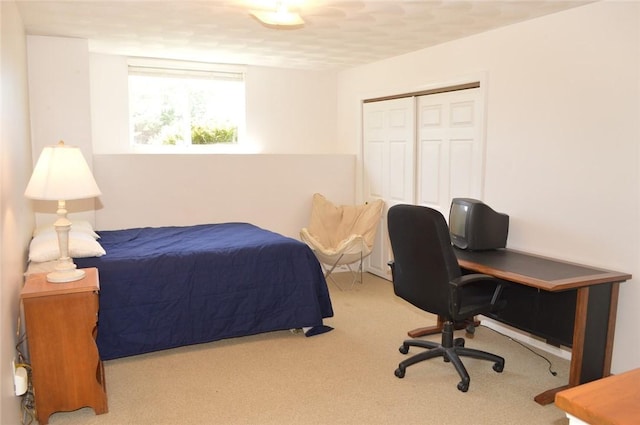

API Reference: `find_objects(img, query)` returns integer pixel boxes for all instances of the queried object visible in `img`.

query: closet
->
[363,84,485,279]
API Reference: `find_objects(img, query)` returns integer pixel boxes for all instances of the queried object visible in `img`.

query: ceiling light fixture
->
[250,1,304,28]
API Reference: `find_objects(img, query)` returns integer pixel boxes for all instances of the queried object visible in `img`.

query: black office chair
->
[387,204,505,392]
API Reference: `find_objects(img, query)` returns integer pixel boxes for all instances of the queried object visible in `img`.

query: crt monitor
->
[449,198,509,250]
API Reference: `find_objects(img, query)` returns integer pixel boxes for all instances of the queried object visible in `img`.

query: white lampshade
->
[25,140,101,283]
[25,141,101,201]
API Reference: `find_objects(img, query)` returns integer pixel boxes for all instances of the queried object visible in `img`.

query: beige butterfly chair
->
[300,193,385,290]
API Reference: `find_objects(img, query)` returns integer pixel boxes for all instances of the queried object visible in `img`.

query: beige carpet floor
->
[47,272,570,425]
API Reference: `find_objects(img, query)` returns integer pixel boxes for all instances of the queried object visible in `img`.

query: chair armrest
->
[449,274,505,312]
[450,273,497,288]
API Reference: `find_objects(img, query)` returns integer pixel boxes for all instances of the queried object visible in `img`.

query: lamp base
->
[46,267,86,283]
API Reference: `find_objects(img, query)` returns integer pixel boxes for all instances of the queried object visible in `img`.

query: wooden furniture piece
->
[555,368,640,424]
[21,267,107,425]
[408,248,631,405]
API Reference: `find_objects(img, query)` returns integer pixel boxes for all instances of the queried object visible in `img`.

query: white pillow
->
[24,260,58,276]
[33,220,100,239]
[29,231,106,263]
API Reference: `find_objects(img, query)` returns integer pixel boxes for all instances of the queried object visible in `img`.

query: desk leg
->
[534,283,620,406]
[533,287,590,405]
[602,282,620,376]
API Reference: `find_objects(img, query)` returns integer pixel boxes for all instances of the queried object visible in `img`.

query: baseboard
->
[480,316,572,361]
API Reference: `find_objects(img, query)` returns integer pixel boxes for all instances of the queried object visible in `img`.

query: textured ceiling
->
[16,1,593,70]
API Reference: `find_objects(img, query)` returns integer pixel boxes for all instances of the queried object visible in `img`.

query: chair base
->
[394,321,504,392]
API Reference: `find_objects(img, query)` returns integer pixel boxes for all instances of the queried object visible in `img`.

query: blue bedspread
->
[75,223,334,360]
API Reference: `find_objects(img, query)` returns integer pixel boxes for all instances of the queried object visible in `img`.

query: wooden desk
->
[409,248,631,406]
[458,248,630,405]
[555,368,640,424]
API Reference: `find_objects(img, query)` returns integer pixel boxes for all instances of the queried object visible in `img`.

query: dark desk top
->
[454,248,631,291]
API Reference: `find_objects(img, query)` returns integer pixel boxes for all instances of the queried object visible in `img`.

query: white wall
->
[89,54,341,154]
[93,154,355,239]
[27,37,353,238]
[0,1,35,422]
[245,66,342,154]
[26,36,98,227]
[337,1,640,373]
[27,37,93,158]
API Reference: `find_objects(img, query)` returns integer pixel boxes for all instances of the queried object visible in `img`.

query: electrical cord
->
[480,324,558,377]
[15,312,36,425]
[18,363,35,425]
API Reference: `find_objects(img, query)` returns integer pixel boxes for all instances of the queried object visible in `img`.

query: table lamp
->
[24,140,102,283]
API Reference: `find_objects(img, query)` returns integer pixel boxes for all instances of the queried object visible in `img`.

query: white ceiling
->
[16,0,593,70]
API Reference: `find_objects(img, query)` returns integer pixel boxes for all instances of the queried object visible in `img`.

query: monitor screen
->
[449,202,468,238]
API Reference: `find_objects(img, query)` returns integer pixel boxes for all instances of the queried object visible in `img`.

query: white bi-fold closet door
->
[363,86,485,279]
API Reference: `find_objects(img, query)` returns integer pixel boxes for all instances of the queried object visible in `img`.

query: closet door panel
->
[389,141,411,202]
[365,141,385,199]
[450,100,475,126]
[449,140,474,197]
[417,88,484,215]
[363,97,415,279]
[363,87,484,280]
[367,217,387,281]
[416,140,442,206]
[417,97,448,214]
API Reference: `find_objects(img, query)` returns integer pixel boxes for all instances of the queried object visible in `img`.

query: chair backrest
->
[387,204,462,318]
[307,193,384,249]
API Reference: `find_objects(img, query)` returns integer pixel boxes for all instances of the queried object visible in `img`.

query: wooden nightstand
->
[21,267,108,425]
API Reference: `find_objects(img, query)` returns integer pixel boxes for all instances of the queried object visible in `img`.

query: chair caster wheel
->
[493,362,504,373]
[399,344,409,354]
[454,337,465,347]
[395,367,405,378]
[457,381,469,392]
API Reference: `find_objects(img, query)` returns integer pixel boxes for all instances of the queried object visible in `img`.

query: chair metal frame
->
[300,194,384,291]
[320,250,364,290]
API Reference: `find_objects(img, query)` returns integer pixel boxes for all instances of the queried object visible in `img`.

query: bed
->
[59,222,334,360]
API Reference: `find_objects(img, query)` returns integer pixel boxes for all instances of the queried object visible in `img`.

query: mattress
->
[74,222,334,359]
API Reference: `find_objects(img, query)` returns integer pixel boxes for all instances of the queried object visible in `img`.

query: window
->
[128,59,245,150]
